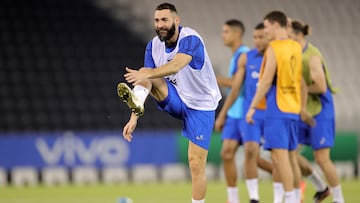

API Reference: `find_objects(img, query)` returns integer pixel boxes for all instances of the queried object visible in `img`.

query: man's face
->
[263,19,275,41]
[221,25,240,47]
[253,29,268,53]
[154,9,178,42]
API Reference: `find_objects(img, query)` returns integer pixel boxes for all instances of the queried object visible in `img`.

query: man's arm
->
[123,112,139,142]
[125,35,204,84]
[300,78,308,110]
[249,47,276,109]
[307,55,327,94]
[215,53,246,131]
[125,53,192,84]
[218,54,246,117]
[300,78,315,126]
[217,76,233,88]
[147,53,192,78]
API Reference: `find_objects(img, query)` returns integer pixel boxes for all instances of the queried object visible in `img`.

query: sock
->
[132,85,149,105]
[284,191,296,203]
[331,185,345,203]
[192,199,205,203]
[294,188,301,203]
[246,178,259,200]
[273,182,284,203]
[227,187,239,203]
[308,171,327,191]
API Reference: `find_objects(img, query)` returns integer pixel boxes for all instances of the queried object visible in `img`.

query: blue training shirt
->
[226,45,250,119]
[243,49,265,119]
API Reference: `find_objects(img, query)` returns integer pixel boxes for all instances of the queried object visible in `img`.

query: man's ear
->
[175,16,180,25]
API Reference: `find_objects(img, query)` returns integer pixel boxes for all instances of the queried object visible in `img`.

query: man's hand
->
[214,114,226,132]
[246,107,256,124]
[300,109,316,127]
[122,113,138,142]
[124,67,151,85]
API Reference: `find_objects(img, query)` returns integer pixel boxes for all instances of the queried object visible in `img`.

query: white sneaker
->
[117,83,144,116]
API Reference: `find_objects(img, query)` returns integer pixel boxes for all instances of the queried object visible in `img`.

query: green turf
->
[0,180,359,203]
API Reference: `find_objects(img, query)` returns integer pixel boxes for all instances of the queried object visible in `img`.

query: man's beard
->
[156,23,176,42]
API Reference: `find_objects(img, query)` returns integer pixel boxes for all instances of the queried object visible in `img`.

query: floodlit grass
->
[0,180,359,203]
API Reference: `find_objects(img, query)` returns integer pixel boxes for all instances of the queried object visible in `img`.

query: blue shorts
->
[263,118,298,151]
[156,81,215,150]
[241,118,264,143]
[221,117,242,143]
[298,118,335,150]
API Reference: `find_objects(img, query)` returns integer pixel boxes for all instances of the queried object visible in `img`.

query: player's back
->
[264,39,302,119]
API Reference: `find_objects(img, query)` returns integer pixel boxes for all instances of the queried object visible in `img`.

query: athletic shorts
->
[221,117,242,143]
[263,118,298,151]
[298,117,335,150]
[156,81,215,150]
[241,118,264,143]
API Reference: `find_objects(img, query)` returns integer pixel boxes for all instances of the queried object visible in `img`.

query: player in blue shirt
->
[215,19,249,203]
[215,22,272,203]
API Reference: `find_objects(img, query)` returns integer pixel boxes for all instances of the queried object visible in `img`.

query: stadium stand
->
[41,166,69,186]
[11,166,38,187]
[72,166,98,185]
[0,0,359,186]
[0,0,180,133]
[160,163,188,183]
[113,0,360,132]
[132,164,158,183]
[102,166,129,185]
[1,0,358,132]
[0,168,7,186]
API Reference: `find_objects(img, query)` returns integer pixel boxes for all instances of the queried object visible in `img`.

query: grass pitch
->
[0,180,359,203]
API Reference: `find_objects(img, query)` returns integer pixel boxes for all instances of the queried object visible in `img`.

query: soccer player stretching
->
[118,3,221,203]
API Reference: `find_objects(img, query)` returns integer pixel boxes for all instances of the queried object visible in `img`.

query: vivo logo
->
[35,132,129,166]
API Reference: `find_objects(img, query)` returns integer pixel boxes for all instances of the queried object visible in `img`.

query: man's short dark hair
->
[156,3,177,13]
[264,10,287,27]
[255,22,264,30]
[292,20,311,36]
[225,19,245,35]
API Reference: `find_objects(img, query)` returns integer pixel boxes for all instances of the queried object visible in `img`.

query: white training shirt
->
[144,26,221,111]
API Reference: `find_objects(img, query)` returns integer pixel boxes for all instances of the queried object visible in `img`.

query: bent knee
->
[188,155,206,175]
[315,155,332,166]
[221,148,236,161]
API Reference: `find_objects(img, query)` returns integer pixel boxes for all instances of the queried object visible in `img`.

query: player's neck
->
[275,29,288,40]
[231,40,243,53]
[299,39,307,49]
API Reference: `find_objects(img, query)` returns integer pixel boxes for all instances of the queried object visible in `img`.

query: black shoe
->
[313,187,330,203]
[250,200,259,203]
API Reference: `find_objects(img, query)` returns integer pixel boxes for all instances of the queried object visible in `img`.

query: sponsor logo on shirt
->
[249,65,257,69]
